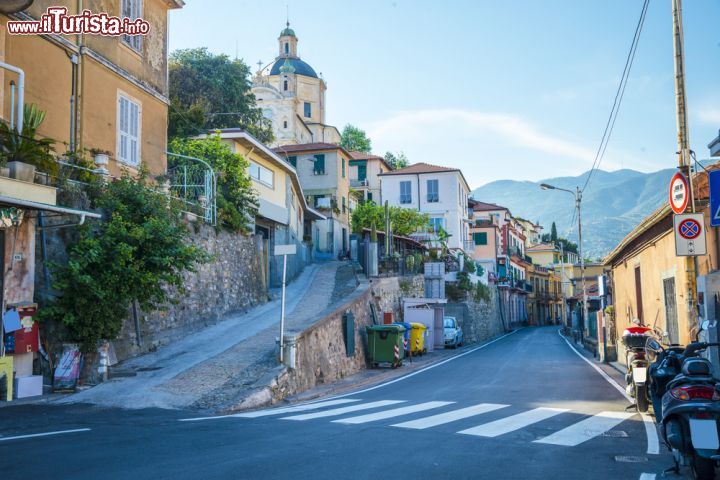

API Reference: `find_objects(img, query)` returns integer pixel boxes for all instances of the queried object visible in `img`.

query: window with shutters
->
[117,93,141,166]
[400,181,412,204]
[427,179,439,202]
[342,159,346,178]
[473,232,487,245]
[121,0,142,52]
[304,102,312,118]
[313,154,325,175]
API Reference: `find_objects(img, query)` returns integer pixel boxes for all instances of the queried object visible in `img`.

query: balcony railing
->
[350,179,369,188]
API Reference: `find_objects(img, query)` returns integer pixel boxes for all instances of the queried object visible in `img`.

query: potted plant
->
[0,104,57,183]
[89,148,111,166]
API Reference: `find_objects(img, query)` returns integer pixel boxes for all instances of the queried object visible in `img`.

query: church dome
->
[280,26,296,37]
[270,57,318,78]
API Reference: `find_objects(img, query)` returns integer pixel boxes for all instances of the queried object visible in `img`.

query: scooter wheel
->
[691,452,715,480]
[635,384,649,413]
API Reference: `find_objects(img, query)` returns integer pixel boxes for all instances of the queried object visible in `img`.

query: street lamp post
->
[540,183,587,342]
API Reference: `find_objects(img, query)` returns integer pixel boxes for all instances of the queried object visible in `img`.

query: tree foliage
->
[384,151,409,170]
[168,135,258,233]
[550,222,558,242]
[43,172,208,352]
[340,124,372,153]
[351,201,429,237]
[168,48,273,142]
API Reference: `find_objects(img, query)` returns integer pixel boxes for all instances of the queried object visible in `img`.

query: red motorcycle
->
[622,322,654,412]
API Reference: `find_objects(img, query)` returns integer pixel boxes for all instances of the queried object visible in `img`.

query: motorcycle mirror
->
[632,318,641,326]
[702,320,710,331]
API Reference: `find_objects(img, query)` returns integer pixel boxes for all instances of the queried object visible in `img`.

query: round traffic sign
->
[678,218,701,240]
[669,172,689,214]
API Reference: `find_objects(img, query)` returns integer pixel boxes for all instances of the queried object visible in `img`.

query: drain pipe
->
[0,61,25,131]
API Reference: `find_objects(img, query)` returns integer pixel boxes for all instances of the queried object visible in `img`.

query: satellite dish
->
[0,1,35,14]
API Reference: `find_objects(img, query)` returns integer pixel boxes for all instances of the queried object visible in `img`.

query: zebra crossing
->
[223,398,638,447]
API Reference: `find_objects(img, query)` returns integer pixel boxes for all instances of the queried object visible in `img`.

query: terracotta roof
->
[350,151,384,160]
[378,162,459,176]
[273,142,351,157]
[472,201,508,212]
[349,151,392,171]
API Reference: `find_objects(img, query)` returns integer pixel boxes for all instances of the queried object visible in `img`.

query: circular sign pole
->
[669,172,689,214]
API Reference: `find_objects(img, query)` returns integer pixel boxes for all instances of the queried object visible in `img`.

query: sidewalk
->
[56,261,357,410]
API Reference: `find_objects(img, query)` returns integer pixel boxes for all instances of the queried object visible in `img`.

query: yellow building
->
[202,129,325,287]
[252,22,340,147]
[274,142,352,258]
[526,264,562,326]
[1,0,182,177]
[605,184,720,358]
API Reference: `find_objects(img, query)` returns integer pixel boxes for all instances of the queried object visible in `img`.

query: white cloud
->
[366,108,598,187]
[699,109,720,124]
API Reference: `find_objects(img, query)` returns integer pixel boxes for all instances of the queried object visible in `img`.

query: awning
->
[305,206,327,221]
[0,195,101,223]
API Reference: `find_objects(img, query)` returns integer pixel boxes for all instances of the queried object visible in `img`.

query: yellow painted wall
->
[1,0,174,177]
[229,140,286,207]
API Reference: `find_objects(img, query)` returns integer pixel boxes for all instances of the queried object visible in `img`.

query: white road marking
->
[281,400,406,421]
[557,329,660,455]
[458,407,569,437]
[392,403,509,430]
[179,399,361,422]
[326,330,521,400]
[639,474,656,480]
[0,428,91,442]
[333,401,454,424]
[534,411,635,446]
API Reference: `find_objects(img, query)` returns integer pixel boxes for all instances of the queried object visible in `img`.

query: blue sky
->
[169,0,720,188]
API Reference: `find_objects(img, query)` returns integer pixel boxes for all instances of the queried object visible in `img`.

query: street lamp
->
[539,183,587,342]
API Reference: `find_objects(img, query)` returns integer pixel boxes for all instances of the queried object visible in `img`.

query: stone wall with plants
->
[445,285,505,345]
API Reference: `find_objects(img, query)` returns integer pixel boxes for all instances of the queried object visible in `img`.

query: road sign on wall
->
[709,170,720,227]
[669,172,689,215]
[674,213,707,256]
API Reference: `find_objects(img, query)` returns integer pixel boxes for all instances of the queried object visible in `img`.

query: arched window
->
[283,80,288,91]
[284,42,289,54]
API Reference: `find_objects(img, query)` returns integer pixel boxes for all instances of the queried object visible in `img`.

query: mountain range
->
[471,168,677,260]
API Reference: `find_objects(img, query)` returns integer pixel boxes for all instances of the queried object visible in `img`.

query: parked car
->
[444,316,463,348]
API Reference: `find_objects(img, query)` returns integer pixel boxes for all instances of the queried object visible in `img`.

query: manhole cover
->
[614,455,648,463]
[602,430,629,438]
[136,367,163,372]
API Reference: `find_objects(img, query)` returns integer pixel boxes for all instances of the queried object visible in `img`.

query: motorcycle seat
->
[682,358,712,376]
[667,374,716,390]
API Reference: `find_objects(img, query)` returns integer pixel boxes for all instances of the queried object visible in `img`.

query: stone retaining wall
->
[274,275,424,398]
[444,286,505,344]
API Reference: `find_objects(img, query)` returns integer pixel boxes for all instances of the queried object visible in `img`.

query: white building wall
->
[381,171,470,251]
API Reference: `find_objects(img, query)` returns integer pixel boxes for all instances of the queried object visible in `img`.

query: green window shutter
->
[314,154,325,174]
[473,232,488,245]
[367,192,373,202]
[342,159,346,178]
[358,164,367,181]
[342,196,346,213]
[288,156,297,168]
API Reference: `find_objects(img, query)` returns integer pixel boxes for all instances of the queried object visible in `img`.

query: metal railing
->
[166,152,217,226]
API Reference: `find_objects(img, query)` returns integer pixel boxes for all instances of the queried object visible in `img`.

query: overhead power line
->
[582,0,650,193]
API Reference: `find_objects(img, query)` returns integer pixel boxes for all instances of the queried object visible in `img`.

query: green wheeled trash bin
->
[366,324,405,368]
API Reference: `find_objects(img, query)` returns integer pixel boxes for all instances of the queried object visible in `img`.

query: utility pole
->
[559,242,568,330]
[672,0,698,320]
[577,186,588,341]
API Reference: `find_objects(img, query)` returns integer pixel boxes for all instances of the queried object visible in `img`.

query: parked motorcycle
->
[621,319,653,412]
[646,321,720,480]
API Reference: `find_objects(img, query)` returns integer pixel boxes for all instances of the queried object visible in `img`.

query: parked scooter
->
[621,318,653,412]
[646,321,720,480]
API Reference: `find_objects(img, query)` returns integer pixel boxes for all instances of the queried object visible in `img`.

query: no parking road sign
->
[674,213,706,256]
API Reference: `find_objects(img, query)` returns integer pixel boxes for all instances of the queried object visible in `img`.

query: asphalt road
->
[0,327,687,479]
